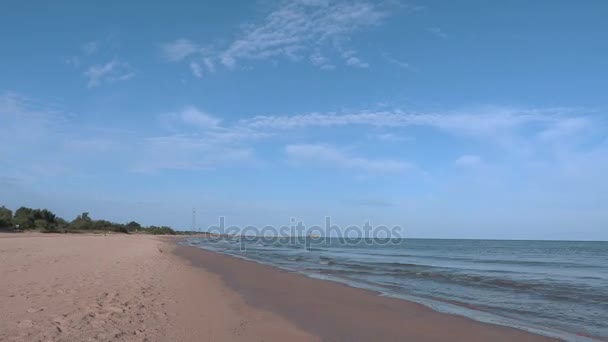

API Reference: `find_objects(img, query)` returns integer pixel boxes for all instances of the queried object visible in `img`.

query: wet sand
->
[176,243,559,342]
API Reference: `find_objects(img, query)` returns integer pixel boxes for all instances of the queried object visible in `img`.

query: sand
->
[0,233,315,342]
[0,233,558,342]
[176,244,559,342]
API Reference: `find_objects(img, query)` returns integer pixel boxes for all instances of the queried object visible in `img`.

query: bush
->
[1,205,179,235]
[0,206,12,228]
[141,225,176,235]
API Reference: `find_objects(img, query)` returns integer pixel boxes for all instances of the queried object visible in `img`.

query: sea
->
[184,237,608,341]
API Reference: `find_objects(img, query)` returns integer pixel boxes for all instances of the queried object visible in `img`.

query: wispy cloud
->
[84,60,136,88]
[455,155,483,168]
[155,105,599,160]
[137,107,268,172]
[0,92,85,181]
[372,132,412,142]
[189,62,203,78]
[0,92,70,173]
[203,57,216,73]
[133,135,255,172]
[239,107,577,136]
[310,51,335,70]
[219,0,388,68]
[161,38,199,62]
[67,35,135,88]
[81,41,100,55]
[1,93,261,176]
[239,107,601,161]
[161,0,393,72]
[536,117,591,142]
[427,26,448,39]
[341,50,369,68]
[177,106,219,128]
[160,106,268,144]
[4,91,603,183]
[68,35,117,65]
[345,56,368,68]
[382,53,417,71]
[285,144,412,174]
[0,92,67,125]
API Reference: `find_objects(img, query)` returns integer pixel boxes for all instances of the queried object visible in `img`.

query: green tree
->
[12,207,60,231]
[55,217,68,232]
[13,207,35,229]
[126,221,141,231]
[70,212,93,230]
[143,225,176,235]
[0,206,13,228]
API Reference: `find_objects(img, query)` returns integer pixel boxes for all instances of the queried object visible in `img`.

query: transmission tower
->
[191,208,198,232]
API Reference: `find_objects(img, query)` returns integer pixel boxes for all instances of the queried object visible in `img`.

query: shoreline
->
[181,244,600,342]
[0,233,597,341]
[175,243,560,342]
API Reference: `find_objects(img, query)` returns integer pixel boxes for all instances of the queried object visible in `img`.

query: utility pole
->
[191,208,198,232]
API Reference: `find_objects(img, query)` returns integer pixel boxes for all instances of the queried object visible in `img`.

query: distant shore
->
[1,232,558,341]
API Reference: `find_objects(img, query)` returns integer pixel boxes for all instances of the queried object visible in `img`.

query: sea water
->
[185,237,608,341]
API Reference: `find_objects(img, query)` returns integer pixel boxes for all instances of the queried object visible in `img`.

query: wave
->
[304,261,608,303]
[188,238,608,341]
[344,250,603,269]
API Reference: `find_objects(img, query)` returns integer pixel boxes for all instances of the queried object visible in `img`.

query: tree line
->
[0,205,176,235]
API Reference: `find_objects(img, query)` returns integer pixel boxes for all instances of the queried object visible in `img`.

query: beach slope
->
[0,233,315,342]
[0,233,558,341]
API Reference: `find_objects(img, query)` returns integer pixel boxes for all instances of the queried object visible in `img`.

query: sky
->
[1,0,607,240]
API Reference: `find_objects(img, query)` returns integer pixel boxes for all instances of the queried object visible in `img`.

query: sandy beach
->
[0,233,314,342]
[0,233,558,342]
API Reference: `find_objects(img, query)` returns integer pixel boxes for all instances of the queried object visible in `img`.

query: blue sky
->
[1,0,607,240]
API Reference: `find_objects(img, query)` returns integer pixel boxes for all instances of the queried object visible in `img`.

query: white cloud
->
[0,92,66,125]
[310,51,335,70]
[4,91,607,238]
[133,135,255,172]
[83,60,135,88]
[82,41,100,55]
[239,107,573,136]
[163,0,391,71]
[189,62,203,78]
[66,36,135,88]
[161,38,199,62]
[203,57,216,73]
[238,107,600,163]
[537,117,591,142]
[341,49,369,68]
[0,92,109,181]
[220,1,387,68]
[373,132,411,142]
[65,56,81,68]
[455,155,482,167]
[428,26,448,39]
[345,56,369,68]
[1,93,260,176]
[285,144,411,173]
[159,106,269,145]
[382,53,417,71]
[179,106,220,128]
